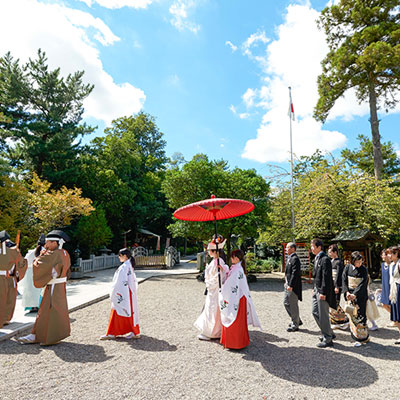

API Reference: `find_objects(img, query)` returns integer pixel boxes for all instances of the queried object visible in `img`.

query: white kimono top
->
[194,257,229,338]
[110,259,139,325]
[20,249,42,308]
[219,262,262,329]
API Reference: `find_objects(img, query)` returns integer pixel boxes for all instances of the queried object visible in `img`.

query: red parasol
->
[173,195,254,288]
[173,195,254,222]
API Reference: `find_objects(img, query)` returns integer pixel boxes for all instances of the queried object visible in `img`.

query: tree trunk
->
[368,83,383,180]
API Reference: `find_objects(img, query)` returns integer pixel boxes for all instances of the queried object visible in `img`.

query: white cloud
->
[242,88,257,108]
[239,3,357,163]
[0,0,145,126]
[225,41,238,52]
[78,0,153,9]
[169,0,200,33]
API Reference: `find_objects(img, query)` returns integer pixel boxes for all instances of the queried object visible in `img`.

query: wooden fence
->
[74,247,180,274]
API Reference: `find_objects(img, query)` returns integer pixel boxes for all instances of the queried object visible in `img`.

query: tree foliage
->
[162,154,270,255]
[260,152,400,247]
[74,206,113,257]
[341,134,400,178]
[0,49,94,187]
[314,0,400,180]
[79,112,169,249]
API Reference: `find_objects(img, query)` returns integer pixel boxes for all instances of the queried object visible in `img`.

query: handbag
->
[344,302,358,317]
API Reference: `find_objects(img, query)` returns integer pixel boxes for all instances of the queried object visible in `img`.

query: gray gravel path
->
[0,274,399,400]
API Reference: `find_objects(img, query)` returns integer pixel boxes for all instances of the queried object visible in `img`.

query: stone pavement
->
[0,256,198,342]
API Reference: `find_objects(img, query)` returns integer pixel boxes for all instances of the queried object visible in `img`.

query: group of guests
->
[284,238,400,348]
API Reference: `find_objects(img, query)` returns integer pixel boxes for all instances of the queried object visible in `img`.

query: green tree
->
[341,134,400,177]
[74,206,113,257]
[162,154,270,256]
[0,49,94,187]
[261,153,400,247]
[314,0,400,180]
[79,112,169,249]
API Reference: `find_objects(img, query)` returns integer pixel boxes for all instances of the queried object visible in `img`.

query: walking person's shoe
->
[17,334,37,344]
[317,340,333,348]
[125,332,140,339]
[197,334,211,341]
[287,325,299,332]
[319,333,336,341]
[99,334,116,340]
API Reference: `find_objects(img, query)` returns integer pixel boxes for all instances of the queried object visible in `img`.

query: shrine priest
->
[0,230,27,327]
[18,230,71,345]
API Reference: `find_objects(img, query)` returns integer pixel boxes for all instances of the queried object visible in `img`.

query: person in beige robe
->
[18,230,71,345]
[0,231,27,328]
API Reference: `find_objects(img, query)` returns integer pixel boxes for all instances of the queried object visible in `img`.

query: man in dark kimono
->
[284,242,303,332]
[311,238,336,348]
[0,230,27,327]
[18,230,71,345]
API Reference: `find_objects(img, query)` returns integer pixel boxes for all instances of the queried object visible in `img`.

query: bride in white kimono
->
[194,239,229,340]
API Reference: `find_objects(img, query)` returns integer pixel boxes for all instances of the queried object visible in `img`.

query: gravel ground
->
[0,274,399,400]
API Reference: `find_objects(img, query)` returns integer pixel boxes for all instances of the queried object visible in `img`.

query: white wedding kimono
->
[219,262,261,329]
[194,257,229,338]
[110,260,139,326]
[19,249,41,309]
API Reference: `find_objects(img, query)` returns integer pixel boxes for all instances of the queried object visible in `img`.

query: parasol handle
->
[213,215,222,289]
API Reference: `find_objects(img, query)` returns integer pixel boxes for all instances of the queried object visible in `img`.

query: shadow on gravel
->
[124,335,178,352]
[242,331,378,388]
[334,341,400,361]
[0,339,42,355]
[47,342,113,363]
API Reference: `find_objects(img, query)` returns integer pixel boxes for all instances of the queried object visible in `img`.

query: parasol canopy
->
[173,195,254,222]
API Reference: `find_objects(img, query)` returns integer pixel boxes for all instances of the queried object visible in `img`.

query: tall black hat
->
[46,230,70,242]
[37,234,46,246]
[0,230,10,243]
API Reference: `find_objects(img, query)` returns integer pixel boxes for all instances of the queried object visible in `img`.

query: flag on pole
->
[288,88,295,121]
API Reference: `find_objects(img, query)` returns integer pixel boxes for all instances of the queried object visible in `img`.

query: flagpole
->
[288,87,295,242]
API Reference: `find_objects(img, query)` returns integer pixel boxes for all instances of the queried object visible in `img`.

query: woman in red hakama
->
[220,250,261,349]
[101,248,140,340]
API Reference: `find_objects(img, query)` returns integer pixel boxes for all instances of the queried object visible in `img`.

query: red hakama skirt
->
[106,289,140,336]
[220,296,249,349]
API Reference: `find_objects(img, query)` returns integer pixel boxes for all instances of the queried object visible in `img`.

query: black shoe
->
[299,319,303,326]
[317,341,333,348]
[287,326,299,332]
[319,334,336,341]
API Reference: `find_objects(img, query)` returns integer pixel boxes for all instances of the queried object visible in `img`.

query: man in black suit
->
[284,242,302,332]
[311,238,336,348]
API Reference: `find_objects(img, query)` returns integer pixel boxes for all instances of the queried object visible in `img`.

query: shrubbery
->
[246,252,279,273]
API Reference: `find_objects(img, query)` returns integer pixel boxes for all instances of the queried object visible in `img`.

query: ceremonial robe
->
[219,262,261,349]
[0,247,26,327]
[106,259,140,336]
[194,257,229,338]
[32,249,71,345]
[19,250,42,309]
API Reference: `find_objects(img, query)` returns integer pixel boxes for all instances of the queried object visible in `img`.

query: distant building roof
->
[332,228,382,243]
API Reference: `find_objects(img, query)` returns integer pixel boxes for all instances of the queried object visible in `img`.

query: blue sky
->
[1,0,399,180]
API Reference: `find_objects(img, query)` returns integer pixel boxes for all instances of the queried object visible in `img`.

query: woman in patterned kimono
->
[388,246,400,344]
[219,249,261,349]
[342,251,369,346]
[100,248,140,340]
[328,244,349,330]
[194,238,229,340]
